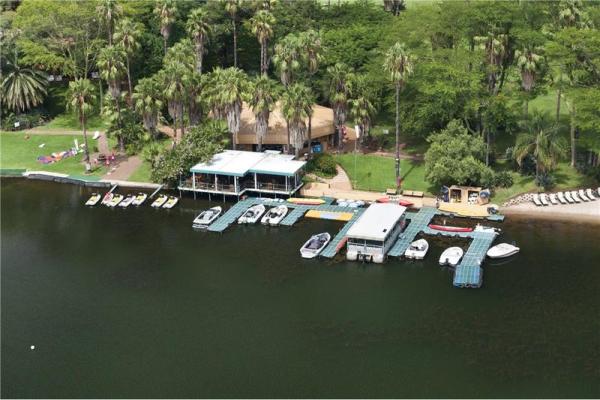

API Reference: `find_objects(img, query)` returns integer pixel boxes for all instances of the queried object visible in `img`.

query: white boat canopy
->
[346,203,407,241]
[190,150,306,177]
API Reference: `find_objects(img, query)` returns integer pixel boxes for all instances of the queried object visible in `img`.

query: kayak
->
[428,224,474,233]
[377,197,414,207]
[287,198,326,205]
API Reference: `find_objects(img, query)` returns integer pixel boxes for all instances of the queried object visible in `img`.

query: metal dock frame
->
[320,209,365,258]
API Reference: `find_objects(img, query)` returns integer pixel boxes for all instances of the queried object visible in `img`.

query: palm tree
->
[249,10,275,75]
[154,0,177,55]
[133,76,163,137]
[299,29,322,158]
[161,61,189,143]
[1,56,47,113]
[224,0,240,67]
[185,71,206,127]
[474,31,508,95]
[515,47,543,118]
[114,18,143,100]
[67,79,96,172]
[187,7,212,74]
[281,83,314,157]
[165,39,196,71]
[247,75,279,151]
[96,0,122,45]
[97,45,127,150]
[327,62,354,151]
[205,68,227,120]
[273,34,301,87]
[383,42,413,189]
[513,111,567,183]
[559,0,592,29]
[214,67,247,149]
[349,75,375,145]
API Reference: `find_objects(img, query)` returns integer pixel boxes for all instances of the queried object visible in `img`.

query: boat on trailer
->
[487,243,520,258]
[261,205,288,226]
[300,232,331,259]
[193,206,222,228]
[132,193,147,206]
[85,193,101,206]
[238,204,266,224]
[404,239,429,260]
[428,224,473,233]
[439,247,464,267]
[151,194,168,208]
[118,194,134,208]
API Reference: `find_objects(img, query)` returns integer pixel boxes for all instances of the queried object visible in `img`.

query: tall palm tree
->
[96,0,122,46]
[474,31,508,95]
[327,62,354,151]
[273,34,301,87]
[185,71,206,127]
[97,45,127,150]
[133,76,163,137]
[161,61,190,143]
[1,56,47,113]
[383,42,413,189]
[558,0,592,29]
[114,18,143,100]
[515,46,543,119]
[247,75,279,151]
[299,29,322,158]
[165,39,196,70]
[281,83,313,157]
[513,111,567,183]
[224,0,240,67]
[249,10,275,75]
[205,68,227,120]
[187,8,212,74]
[67,79,96,172]
[215,67,247,149]
[154,0,177,55]
[349,75,375,145]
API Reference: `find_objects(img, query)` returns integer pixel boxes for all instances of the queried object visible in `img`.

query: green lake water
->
[1,179,599,398]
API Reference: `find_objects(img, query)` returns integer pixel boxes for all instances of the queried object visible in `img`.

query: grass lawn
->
[128,160,153,183]
[0,132,105,176]
[335,154,434,194]
[41,112,109,132]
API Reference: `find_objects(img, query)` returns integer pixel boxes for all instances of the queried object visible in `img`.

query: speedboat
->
[162,196,179,209]
[261,205,288,226]
[549,193,559,205]
[107,194,124,207]
[571,191,581,203]
[585,188,596,200]
[439,247,463,267]
[532,194,542,206]
[193,206,222,228]
[300,232,331,259]
[557,192,567,204]
[118,194,134,208]
[132,192,147,206]
[564,191,574,203]
[85,193,101,206]
[238,204,266,224]
[151,194,168,208]
[101,192,113,205]
[487,243,520,258]
[578,189,589,201]
[404,239,429,260]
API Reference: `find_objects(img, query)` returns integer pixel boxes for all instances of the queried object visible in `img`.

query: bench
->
[402,190,424,198]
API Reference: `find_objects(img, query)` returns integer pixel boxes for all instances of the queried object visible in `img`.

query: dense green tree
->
[67,79,96,171]
[186,7,212,74]
[247,75,280,151]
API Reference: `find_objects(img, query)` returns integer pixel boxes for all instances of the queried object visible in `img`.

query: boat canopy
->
[190,150,305,177]
[346,203,406,241]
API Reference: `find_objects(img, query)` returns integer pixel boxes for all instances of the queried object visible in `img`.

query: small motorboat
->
[287,197,325,205]
[474,224,499,234]
[162,196,179,209]
[85,193,101,206]
[439,247,464,267]
[118,194,134,208]
[557,192,567,204]
[238,204,266,224]
[571,191,581,203]
[532,194,542,206]
[585,188,596,200]
[101,192,114,205]
[260,205,288,226]
[564,191,574,203]
[540,193,550,206]
[151,194,168,208]
[404,239,429,260]
[107,194,124,207]
[132,193,147,206]
[578,189,589,201]
[428,224,473,233]
[300,232,331,259]
[549,193,559,205]
[487,243,520,258]
[193,206,222,228]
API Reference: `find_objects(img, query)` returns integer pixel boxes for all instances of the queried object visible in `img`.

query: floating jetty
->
[206,197,501,289]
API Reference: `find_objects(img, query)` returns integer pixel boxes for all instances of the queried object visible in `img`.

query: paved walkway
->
[322,165,352,191]
[101,155,143,181]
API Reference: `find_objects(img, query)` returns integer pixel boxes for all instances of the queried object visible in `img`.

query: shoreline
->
[502,206,600,225]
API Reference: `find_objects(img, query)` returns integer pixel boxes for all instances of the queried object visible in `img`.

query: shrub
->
[305,153,337,177]
[535,173,555,189]
[494,171,514,188]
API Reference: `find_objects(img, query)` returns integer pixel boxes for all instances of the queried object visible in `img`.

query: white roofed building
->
[179,150,306,197]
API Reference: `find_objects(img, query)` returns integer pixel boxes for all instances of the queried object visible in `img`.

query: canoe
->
[287,197,325,205]
[428,224,473,233]
[399,200,414,207]
[377,197,413,207]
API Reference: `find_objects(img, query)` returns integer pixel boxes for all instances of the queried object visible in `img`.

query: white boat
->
[557,192,567,204]
[85,193,101,206]
[238,204,266,224]
[107,194,123,207]
[571,191,581,203]
[404,239,429,260]
[540,193,550,206]
[131,192,147,206]
[101,192,113,205]
[487,243,520,259]
[585,188,596,200]
[260,205,288,226]
[118,194,134,208]
[578,189,589,201]
[300,232,331,259]
[439,247,463,267]
[597,187,600,197]
[162,196,179,209]
[532,194,542,206]
[564,191,574,203]
[474,224,498,234]
[151,194,168,208]
[193,206,222,228]
[549,193,559,205]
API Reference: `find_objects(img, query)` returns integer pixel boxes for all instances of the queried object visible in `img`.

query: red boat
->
[428,224,473,233]
[376,197,414,207]
[399,200,414,207]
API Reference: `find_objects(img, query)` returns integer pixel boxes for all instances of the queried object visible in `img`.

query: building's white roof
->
[190,150,305,177]
[346,203,407,241]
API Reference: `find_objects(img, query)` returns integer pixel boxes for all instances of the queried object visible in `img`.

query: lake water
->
[2,179,599,398]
